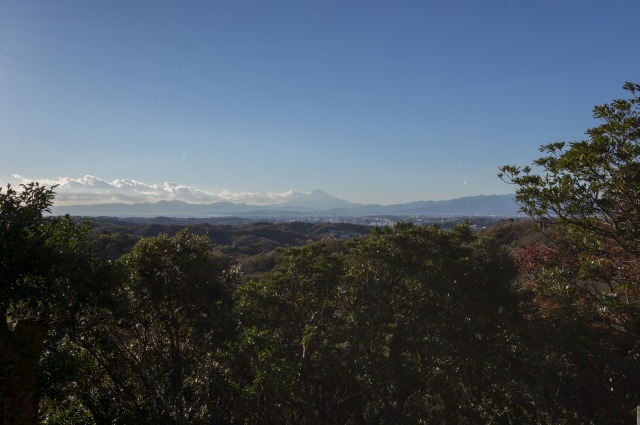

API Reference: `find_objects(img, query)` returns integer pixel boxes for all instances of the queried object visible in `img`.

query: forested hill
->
[88,219,372,274]
[86,216,517,272]
[2,85,639,424]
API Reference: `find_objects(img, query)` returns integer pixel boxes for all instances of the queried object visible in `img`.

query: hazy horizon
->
[2,1,639,204]
[10,174,515,207]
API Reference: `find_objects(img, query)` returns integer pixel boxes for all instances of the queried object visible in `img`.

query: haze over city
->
[1,1,638,205]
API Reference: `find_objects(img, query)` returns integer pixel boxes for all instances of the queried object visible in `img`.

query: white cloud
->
[10,174,306,206]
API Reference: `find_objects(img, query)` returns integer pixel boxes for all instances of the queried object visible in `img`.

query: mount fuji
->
[51,191,521,218]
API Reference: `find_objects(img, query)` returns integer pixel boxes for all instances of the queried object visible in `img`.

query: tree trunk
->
[1,319,47,425]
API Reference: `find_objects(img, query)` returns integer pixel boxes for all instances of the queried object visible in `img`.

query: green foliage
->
[234,223,533,423]
[91,231,140,261]
[500,82,640,315]
[73,229,238,424]
[1,183,113,425]
[499,82,640,255]
[0,183,96,320]
[500,82,640,423]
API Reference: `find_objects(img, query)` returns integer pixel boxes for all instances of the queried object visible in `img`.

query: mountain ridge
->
[51,192,522,217]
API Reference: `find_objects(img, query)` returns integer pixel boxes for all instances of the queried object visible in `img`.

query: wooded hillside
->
[1,83,639,424]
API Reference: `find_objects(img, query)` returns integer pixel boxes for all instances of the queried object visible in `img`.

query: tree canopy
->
[499,82,640,327]
[1,183,111,425]
[500,82,640,421]
[234,223,536,423]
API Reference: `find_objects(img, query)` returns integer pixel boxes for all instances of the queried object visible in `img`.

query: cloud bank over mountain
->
[10,175,520,217]
[10,175,303,206]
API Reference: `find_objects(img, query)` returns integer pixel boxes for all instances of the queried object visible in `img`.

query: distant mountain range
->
[51,191,522,217]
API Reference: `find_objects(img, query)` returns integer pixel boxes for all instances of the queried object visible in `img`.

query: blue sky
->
[1,1,638,205]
